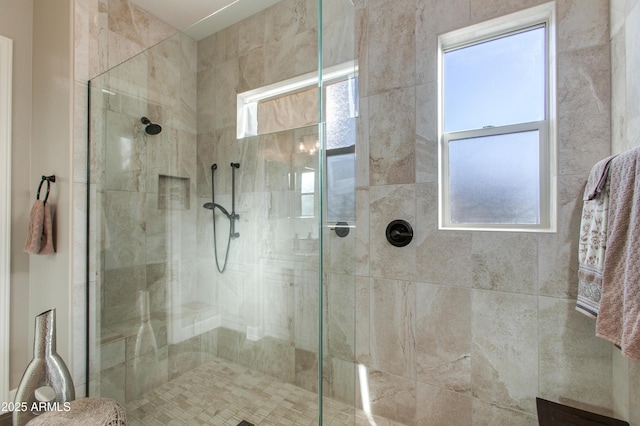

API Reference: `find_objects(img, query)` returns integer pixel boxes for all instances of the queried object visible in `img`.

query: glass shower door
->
[87,0,357,424]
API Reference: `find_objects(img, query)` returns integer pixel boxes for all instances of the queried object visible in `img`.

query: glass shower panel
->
[88,0,357,423]
[88,31,203,404]
[202,125,322,390]
[321,0,358,423]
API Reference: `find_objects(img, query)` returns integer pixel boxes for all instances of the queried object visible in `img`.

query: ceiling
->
[130,0,281,40]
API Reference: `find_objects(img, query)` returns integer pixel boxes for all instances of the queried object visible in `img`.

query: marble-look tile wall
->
[610,0,640,424]
[86,30,209,405]
[74,0,359,409]
[355,0,614,424]
[69,0,632,424]
[194,0,358,403]
[73,0,180,399]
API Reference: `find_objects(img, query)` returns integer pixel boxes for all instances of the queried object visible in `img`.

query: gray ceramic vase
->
[13,309,75,426]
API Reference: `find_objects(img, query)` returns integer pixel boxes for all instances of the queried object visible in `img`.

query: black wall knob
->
[386,220,413,247]
[332,222,350,238]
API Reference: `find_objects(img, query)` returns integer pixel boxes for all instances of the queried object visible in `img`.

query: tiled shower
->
[88,0,360,423]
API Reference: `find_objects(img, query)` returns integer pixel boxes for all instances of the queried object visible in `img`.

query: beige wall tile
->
[538,174,584,298]
[471,398,538,426]
[539,296,613,416]
[630,359,640,425]
[369,184,416,280]
[370,277,416,380]
[557,0,609,52]
[416,382,473,425]
[471,233,538,294]
[415,283,471,394]
[367,0,416,95]
[367,368,417,425]
[355,188,371,276]
[328,272,357,360]
[470,0,548,22]
[415,83,438,184]
[369,88,416,186]
[611,29,627,154]
[557,45,611,175]
[356,275,370,365]
[415,183,474,288]
[472,289,538,414]
[103,190,147,270]
[626,2,640,147]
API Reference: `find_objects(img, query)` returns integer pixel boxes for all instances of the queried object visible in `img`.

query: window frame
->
[237,60,358,139]
[437,2,557,232]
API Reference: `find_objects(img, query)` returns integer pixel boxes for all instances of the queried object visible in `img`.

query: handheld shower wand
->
[203,162,240,273]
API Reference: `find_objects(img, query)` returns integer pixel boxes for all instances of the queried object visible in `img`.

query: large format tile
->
[416,382,473,426]
[370,278,416,380]
[472,398,538,426]
[471,233,538,294]
[626,2,640,146]
[369,88,416,186]
[328,272,357,361]
[557,44,611,175]
[367,0,416,95]
[415,283,471,394]
[557,0,609,52]
[415,83,438,184]
[367,368,417,425]
[538,297,613,415]
[538,174,584,299]
[103,190,146,270]
[472,290,538,414]
[369,184,416,281]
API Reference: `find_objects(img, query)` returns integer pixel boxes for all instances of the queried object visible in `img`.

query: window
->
[325,78,357,223]
[237,61,357,139]
[438,2,556,232]
[237,62,358,224]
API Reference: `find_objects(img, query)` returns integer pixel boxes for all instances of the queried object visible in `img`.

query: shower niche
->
[157,175,190,211]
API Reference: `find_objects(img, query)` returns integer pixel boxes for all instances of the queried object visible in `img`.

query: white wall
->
[0,0,34,390]
[29,0,74,377]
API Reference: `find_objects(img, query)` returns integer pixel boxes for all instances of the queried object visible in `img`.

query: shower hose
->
[206,163,239,273]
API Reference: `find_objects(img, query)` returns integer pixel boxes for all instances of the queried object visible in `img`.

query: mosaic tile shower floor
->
[125,358,404,426]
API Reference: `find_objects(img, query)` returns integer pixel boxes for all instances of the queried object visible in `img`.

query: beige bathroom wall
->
[194,0,358,403]
[63,0,631,424]
[610,0,640,424]
[29,0,74,390]
[356,0,614,424]
[0,0,34,390]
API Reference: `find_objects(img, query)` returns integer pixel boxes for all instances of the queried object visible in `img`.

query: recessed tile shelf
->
[158,175,190,210]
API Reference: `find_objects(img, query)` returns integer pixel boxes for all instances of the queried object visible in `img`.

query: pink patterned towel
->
[23,200,55,255]
[40,201,55,254]
[576,155,616,318]
[596,146,640,359]
[23,200,45,254]
[584,155,616,200]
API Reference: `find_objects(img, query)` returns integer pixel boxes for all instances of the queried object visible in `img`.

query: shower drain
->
[237,421,255,426]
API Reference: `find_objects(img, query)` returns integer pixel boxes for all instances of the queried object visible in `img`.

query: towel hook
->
[37,175,56,203]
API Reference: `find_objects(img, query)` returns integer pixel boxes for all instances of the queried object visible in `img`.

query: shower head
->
[141,117,162,135]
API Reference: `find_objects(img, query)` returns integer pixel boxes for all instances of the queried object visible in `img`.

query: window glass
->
[327,153,355,222]
[448,131,540,224]
[444,26,545,133]
[326,78,357,150]
[325,77,357,222]
[300,171,315,217]
[438,3,556,232]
